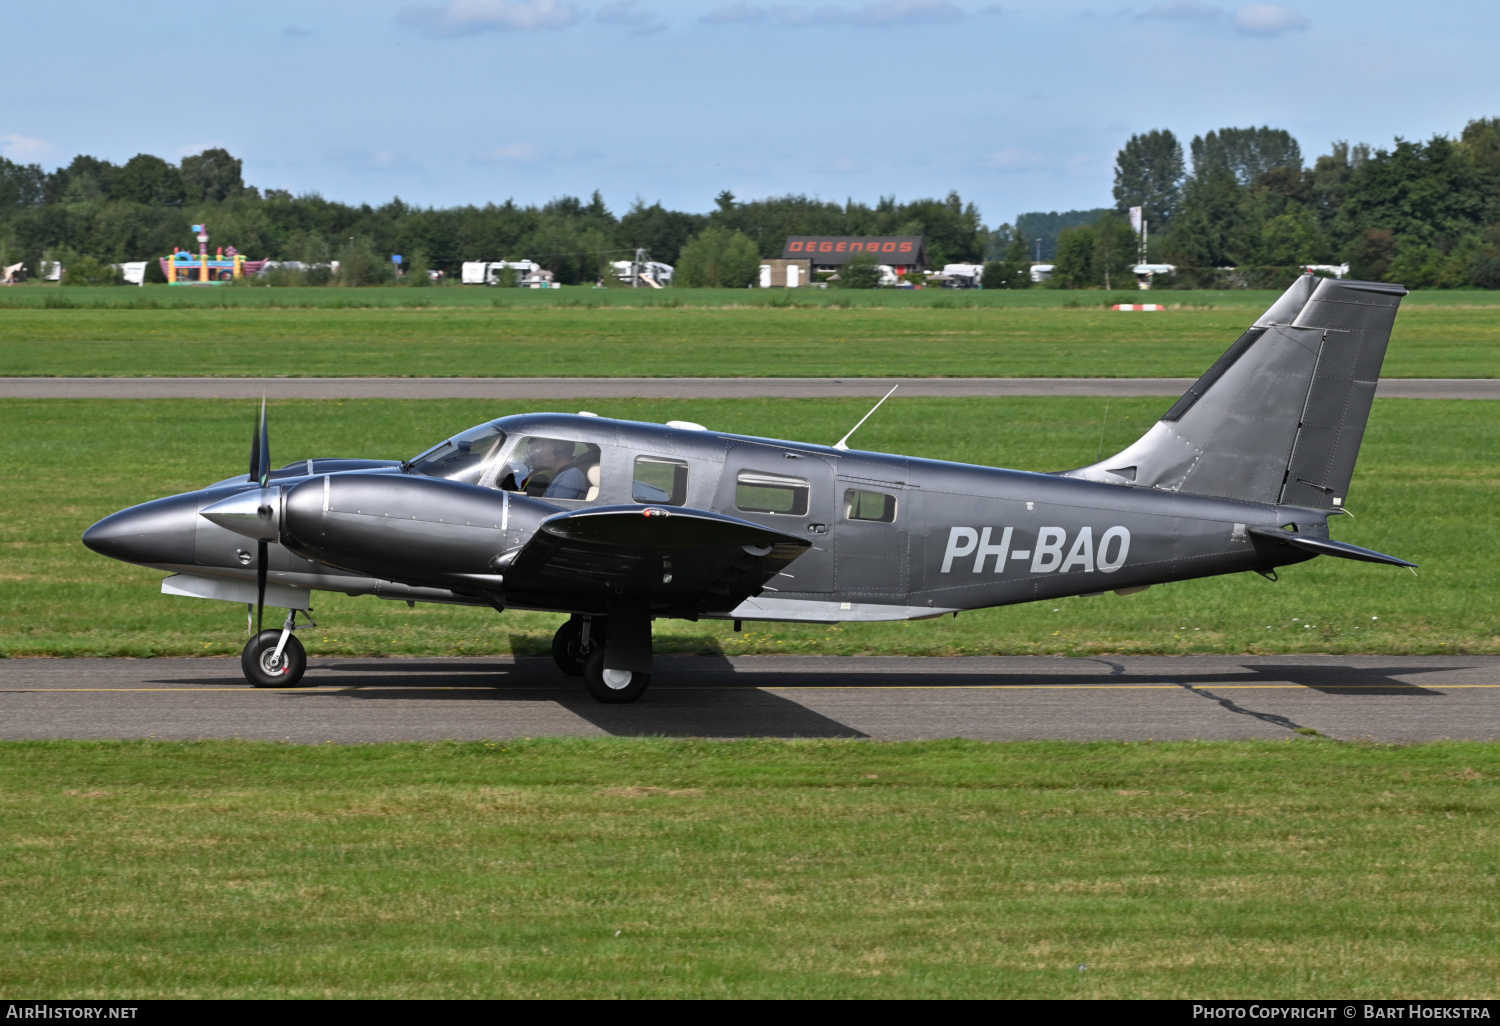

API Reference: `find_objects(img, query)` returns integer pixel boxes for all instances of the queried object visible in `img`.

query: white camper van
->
[461,260,542,285]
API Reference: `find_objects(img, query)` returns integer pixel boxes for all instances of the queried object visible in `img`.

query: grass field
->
[3,396,1493,659]
[3,283,1496,309]
[0,303,1495,379]
[1,738,1496,998]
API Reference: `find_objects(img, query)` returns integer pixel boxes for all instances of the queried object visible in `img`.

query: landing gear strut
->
[241,609,311,688]
[551,616,606,676]
[555,606,653,703]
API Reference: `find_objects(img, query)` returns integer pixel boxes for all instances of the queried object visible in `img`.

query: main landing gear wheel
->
[582,649,649,704]
[241,629,308,688]
[552,618,605,677]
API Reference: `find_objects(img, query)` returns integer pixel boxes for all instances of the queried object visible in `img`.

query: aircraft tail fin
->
[1063,273,1407,509]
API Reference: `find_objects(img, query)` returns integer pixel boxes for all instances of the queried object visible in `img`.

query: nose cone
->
[199,487,280,542]
[82,493,200,567]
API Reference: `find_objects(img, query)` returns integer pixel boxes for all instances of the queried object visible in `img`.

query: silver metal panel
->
[161,573,311,610]
[724,596,958,623]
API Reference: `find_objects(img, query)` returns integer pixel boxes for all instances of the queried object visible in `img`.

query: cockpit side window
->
[499,436,603,501]
[844,489,896,523]
[408,424,506,485]
[632,456,689,506]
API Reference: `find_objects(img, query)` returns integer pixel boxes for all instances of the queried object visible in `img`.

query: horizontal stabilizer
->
[1246,527,1416,568]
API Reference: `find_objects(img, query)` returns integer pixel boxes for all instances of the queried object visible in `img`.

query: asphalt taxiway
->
[2,655,1495,744]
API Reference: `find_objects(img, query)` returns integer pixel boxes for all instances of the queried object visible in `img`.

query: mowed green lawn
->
[1,738,1497,998]
[2,396,1493,658]
[0,299,1494,378]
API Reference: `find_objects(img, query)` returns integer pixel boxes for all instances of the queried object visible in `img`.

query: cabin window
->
[498,436,602,501]
[844,489,896,523]
[736,471,809,516]
[633,456,689,506]
[407,423,506,485]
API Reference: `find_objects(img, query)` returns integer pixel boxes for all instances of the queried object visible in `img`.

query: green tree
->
[1260,210,1325,264]
[838,249,882,289]
[181,148,245,203]
[615,199,706,266]
[1164,169,1252,269]
[404,249,432,287]
[1334,136,1488,249]
[114,155,185,207]
[1091,213,1137,290]
[1191,127,1302,184]
[981,231,1031,289]
[675,226,760,288]
[60,253,122,286]
[1113,129,1184,229]
[335,236,393,287]
[1346,229,1396,281]
[1051,224,1098,288]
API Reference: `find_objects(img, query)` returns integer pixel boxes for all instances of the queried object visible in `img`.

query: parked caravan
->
[461,261,542,285]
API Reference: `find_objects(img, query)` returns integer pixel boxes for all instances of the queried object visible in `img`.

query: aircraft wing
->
[501,505,811,611]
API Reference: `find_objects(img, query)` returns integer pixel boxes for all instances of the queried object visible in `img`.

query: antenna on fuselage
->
[833,384,898,451]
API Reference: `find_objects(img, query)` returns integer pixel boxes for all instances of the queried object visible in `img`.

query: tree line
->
[0,150,986,287]
[1048,119,1500,289]
[5,120,1497,289]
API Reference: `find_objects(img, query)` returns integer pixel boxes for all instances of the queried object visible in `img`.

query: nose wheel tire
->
[552,618,605,677]
[241,629,308,688]
[582,650,649,704]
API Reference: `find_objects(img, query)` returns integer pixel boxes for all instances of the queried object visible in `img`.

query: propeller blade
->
[256,540,268,633]
[257,396,271,489]
[248,405,261,483]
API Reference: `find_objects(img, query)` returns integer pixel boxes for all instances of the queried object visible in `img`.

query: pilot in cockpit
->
[521,438,588,499]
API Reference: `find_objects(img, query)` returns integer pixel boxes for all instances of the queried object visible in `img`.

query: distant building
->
[782,236,926,280]
[758,258,810,288]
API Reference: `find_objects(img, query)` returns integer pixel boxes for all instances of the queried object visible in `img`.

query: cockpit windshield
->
[407,423,506,485]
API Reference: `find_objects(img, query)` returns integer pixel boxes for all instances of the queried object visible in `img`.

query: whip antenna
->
[833,384,899,451]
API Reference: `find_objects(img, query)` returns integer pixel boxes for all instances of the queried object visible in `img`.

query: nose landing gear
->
[241,609,312,688]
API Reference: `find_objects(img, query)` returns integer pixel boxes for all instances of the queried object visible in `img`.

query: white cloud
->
[0,134,57,162]
[597,1,667,34]
[703,0,968,28]
[1232,3,1307,36]
[472,143,602,164]
[398,0,581,37]
[1137,1,1221,21]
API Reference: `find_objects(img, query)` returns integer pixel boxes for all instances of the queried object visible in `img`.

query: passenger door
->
[834,474,909,601]
[712,444,836,596]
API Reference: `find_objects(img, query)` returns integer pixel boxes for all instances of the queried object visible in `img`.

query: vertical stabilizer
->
[1064,274,1407,509]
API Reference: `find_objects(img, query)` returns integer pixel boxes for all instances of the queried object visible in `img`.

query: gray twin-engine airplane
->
[83,274,1415,702]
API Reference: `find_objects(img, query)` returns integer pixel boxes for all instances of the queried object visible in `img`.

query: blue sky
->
[2,0,1495,226]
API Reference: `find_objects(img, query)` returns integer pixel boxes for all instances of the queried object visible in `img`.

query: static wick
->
[833,384,899,451]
